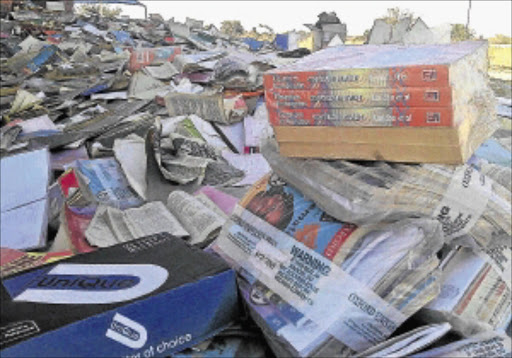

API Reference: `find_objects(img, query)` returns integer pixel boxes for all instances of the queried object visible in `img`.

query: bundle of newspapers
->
[212,173,445,357]
[262,139,512,253]
[260,139,512,352]
[420,247,511,337]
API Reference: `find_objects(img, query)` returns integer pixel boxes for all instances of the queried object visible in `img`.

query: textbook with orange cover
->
[267,106,454,127]
[264,41,487,90]
[264,41,493,128]
[266,87,452,110]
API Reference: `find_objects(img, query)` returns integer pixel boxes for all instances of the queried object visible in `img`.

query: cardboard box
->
[1,233,239,358]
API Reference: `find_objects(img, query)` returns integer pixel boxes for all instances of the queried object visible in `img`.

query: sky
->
[110,0,512,38]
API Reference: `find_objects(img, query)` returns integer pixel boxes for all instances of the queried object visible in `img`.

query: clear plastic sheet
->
[212,173,443,357]
[420,247,511,337]
[262,139,512,254]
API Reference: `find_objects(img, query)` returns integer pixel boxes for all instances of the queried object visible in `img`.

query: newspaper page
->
[154,144,207,185]
[154,128,243,186]
[165,93,229,124]
[160,155,210,185]
[123,201,188,239]
[167,190,226,245]
[152,126,209,185]
[85,203,188,247]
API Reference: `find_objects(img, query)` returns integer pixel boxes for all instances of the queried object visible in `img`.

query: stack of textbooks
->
[264,41,498,164]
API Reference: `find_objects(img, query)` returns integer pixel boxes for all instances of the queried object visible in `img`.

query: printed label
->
[4,264,168,304]
[434,166,493,240]
[215,208,406,352]
[456,336,510,358]
[105,313,148,349]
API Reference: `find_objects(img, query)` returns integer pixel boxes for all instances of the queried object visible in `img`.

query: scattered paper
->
[0,148,50,250]
[113,134,147,200]
[85,202,188,247]
[167,190,226,245]
[221,152,271,186]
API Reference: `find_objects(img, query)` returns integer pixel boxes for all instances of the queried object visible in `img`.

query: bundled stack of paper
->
[420,247,511,336]
[264,41,499,164]
[262,140,512,259]
[212,173,443,357]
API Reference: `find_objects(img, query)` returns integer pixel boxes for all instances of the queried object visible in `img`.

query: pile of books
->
[264,41,498,164]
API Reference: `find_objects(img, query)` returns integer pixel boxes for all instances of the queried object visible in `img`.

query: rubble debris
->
[368,16,451,45]
[304,11,347,51]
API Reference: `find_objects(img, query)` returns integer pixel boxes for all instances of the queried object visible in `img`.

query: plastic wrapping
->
[212,173,443,357]
[480,163,511,192]
[419,247,511,337]
[262,139,512,253]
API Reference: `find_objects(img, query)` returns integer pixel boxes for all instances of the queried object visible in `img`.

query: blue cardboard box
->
[0,233,239,357]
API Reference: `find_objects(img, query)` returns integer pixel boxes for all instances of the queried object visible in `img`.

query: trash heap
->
[0,3,511,358]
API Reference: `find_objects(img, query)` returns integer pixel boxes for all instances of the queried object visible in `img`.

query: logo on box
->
[6,264,168,304]
[106,313,147,349]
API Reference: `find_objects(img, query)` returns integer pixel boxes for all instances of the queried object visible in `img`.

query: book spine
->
[267,106,454,127]
[266,87,452,109]
[264,65,450,90]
